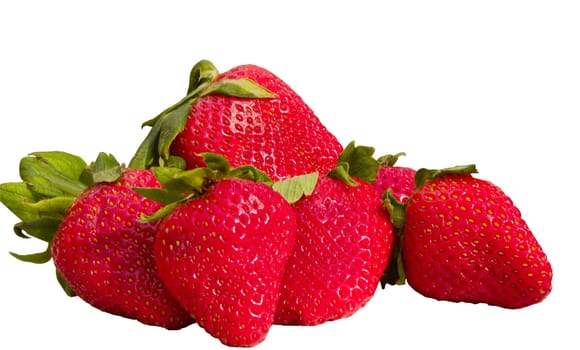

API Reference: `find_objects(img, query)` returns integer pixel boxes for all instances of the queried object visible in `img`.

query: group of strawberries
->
[0,60,553,347]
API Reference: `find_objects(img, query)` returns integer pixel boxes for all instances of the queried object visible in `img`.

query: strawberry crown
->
[129,59,276,170]
[377,152,407,167]
[136,153,274,222]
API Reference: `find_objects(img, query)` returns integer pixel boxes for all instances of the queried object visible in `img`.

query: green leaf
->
[133,187,187,205]
[140,201,183,223]
[328,162,358,186]
[10,245,52,264]
[202,78,276,98]
[336,141,380,183]
[20,153,88,198]
[25,196,75,217]
[187,59,219,94]
[88,152,123,184]
[228,165,273,185]
[29,152,87,182]
[273,172,319,204]
[0,182,41,222]
[201,152,232,175]
[377,152,406,167]
[14,218,61,243]
[414,164,478,189]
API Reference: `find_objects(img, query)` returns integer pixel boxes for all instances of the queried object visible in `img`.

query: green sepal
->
[272,172,319,204]
[10,245,52,264]
[128,59,276,169]
[201,78,276,99]
[328,162,358,186]
[139,153,274,222]
[187,59,219,94]
[87,152,123,184]
[25,196,76,217]
[0,182,41,222]
[328,141,380,185]
[414,164,478,189]
[377,152,406,167]
[20,152,88,198]
[14,218,61,242]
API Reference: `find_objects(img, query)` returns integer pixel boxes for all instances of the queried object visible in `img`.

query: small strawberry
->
[374,152,416,203]
[129,59,343,181]
[373,152,416,287]
[0,152,193,329]
[273,142,395,325]
[142,154,297,347]
[399,165,553,308]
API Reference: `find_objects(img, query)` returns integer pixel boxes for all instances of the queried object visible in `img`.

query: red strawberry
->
[374,152,416,203]
[130,59,343,181]
[400,165,553,308]
[0,152,193,329]
[274,142,394,325]
[146,154,297,347]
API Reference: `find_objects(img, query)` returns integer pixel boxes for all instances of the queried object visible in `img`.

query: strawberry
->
[142,154,297,347]
[0,152,193,329]
[129,59,343,180]
[374,152,416,203]
[273,142,394,325]
[373,152,416,287]
[399,165,553,308]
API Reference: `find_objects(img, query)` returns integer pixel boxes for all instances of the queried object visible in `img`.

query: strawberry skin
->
[170,64,343,180]
[275,176,394,325]
[374,165,416,203]
[51,169,193,329]
[402,173,553,308]
[154,178,297,347]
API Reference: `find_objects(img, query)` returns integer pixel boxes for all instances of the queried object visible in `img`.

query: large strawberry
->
[0,152,193,329]
[273,142,394,325]
[398,165,553,308]
[129,59,343,180]
[141,154,297,347]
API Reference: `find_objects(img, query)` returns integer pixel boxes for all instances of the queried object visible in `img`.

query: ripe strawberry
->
[401,165,553,308]
[0,152,193,329]
[374,152,416,203]
[274,142,394,325]
[145,154,297,347]
[130,59,343,181]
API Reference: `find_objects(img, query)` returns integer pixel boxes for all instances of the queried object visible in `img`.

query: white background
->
[1,1,578,349]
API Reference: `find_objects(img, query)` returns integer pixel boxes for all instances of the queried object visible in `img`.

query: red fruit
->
[151,160,297,347]
[52,168,193,329]
[374,153,416,203]
[275,143,394,325]
[402,167,553,308]
[130,60,343,181]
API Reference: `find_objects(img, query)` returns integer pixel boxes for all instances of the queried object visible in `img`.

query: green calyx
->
[377,152,406,167]
[136,153,273,222]
[414,164,478,189]
[0,152,124,265]
[128,59,276,170]
[328,141,380,185]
